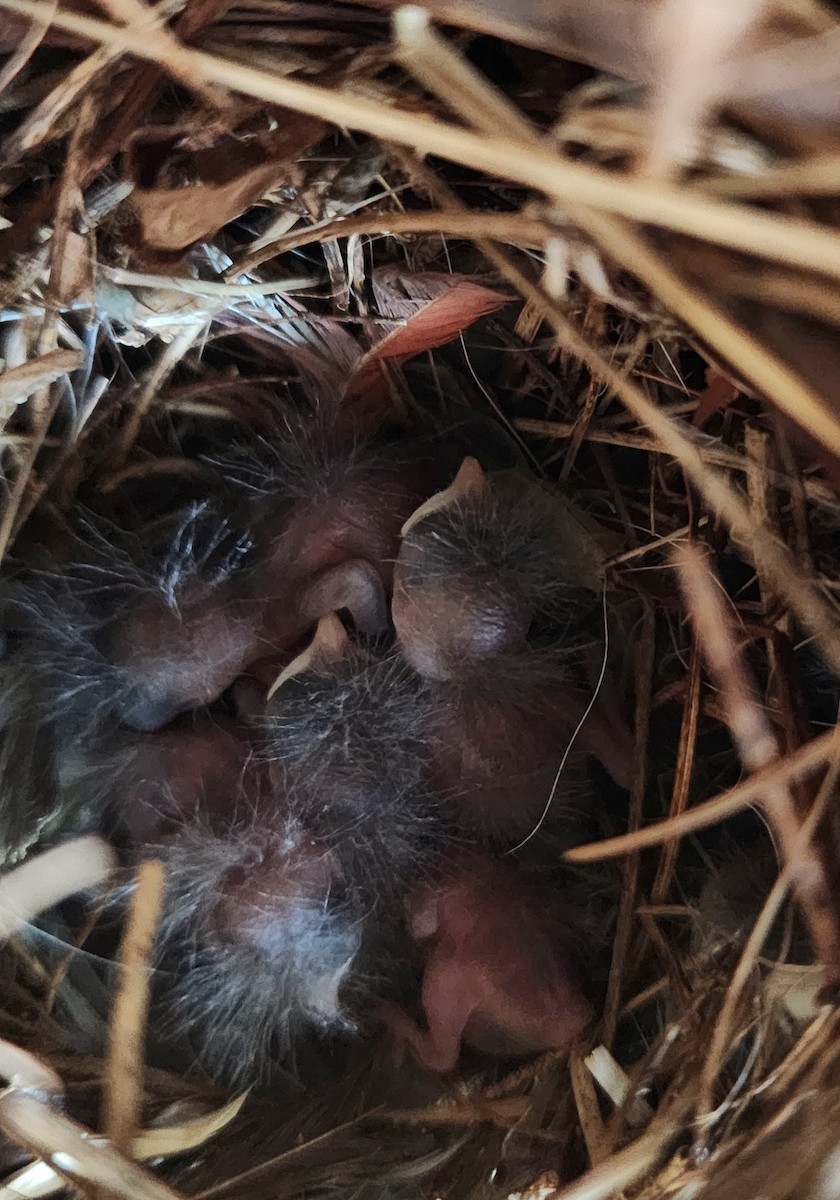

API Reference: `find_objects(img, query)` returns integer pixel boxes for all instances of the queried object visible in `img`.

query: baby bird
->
[0,501,260,858]
[0,433,409,857]
[378,850,593,1073]
[392,456,605,682]
[114,616,446,1088]
[390,459,633,838]
[136,803,361,1088]
[260,614,451,911]
[221,422,449,600]
[71,705,360,1087]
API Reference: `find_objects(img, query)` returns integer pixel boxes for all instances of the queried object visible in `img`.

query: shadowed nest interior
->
[2,2,840,1199]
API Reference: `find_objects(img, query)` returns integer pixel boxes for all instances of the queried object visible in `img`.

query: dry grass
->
[2,0,840,1198]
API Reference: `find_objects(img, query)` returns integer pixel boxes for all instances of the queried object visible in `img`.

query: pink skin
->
[114,596,260,730]
[564,689,635,792]
[426,687,632,838]
[392,579,633,794]
[378,855,593,1072]
[112,559,388,731]
[112,465,432,731]
[392,459,634,791]
[106,455,437,732]
[257,463,436,595]
[115,716,263,843]
[391,578,529,682]
[214,839,342,951]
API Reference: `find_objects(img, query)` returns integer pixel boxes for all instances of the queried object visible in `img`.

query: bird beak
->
[400,456,487,537]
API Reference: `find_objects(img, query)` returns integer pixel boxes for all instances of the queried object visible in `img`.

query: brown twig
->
[0,1091,188,1200]
[572,206,840,465]
[651,642,702,904]
[0,0,55,94]
[566,729,837,862]
[383,7,840,694]
[102,860,165,1155]
[695,724,840,1127]
[110,324,208,464]
[675,542,840,980]
[3,0,840,278]
[513,420,840,513]
[601,606,655,1048]
[90,0,227,108]
[232,209,550,275]
[0,1038,64,1097]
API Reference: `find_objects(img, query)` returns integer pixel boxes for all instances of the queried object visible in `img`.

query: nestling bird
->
[377,850,593,1073]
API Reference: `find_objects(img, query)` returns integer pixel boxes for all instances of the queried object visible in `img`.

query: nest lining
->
[2,2,840,1199]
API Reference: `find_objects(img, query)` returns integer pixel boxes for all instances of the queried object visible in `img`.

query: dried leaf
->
[692,367,740,429]
[125,113,326,253]
[216,271,509,426]
[0,348,84,410]
[762,961,825,1022]
[51,228,94,307]
[346,272,511,400]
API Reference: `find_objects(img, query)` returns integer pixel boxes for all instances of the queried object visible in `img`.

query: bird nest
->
[2,2,840,1199]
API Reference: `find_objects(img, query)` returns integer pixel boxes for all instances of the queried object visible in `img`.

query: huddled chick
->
[0,421,631,1087]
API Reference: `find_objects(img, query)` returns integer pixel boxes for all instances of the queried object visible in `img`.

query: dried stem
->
[651,642,702,904]
[384,6,840,678]
[675,542,840,980]
[233,210,550,275]
[696,723,840,1126]
[4,0,840,277]
[0,1091,187,1200]
[0,838,116,940]
[566,730,837,862]
[102,860,165,1154]
[601,607,655,1048]
[573,206,840,462]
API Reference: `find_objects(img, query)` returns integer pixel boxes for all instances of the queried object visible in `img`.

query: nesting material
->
[2,1,840,1199]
